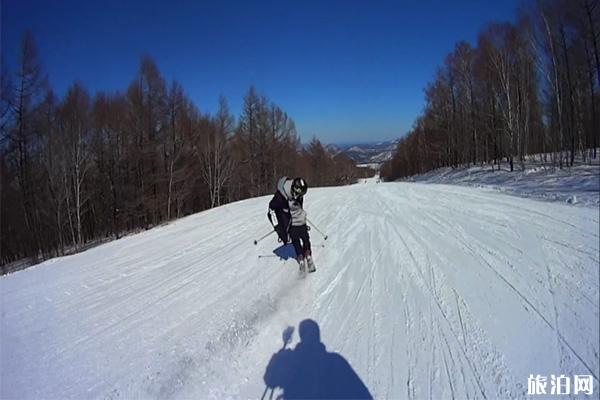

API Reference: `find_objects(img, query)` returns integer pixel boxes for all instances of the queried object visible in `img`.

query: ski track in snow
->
[1,179,598,399]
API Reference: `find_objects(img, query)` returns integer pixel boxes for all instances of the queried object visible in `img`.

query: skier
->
[268,177,316,273]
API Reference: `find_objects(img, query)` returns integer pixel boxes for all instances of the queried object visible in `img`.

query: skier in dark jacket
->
[268,177,315,272]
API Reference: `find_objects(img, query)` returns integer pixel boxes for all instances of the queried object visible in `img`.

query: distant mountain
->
[325,144,342,155]
[347,146,368,153]
[331,139,398,164]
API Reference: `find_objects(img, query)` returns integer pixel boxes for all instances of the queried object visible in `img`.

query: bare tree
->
[6,31,47,256]
[200,96,234,208]
[58,83,92,248]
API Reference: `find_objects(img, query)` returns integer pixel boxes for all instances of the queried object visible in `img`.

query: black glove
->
[275,225,289,244]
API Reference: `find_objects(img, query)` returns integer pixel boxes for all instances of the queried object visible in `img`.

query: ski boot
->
[306,254,316,273]
[297,255,306,273]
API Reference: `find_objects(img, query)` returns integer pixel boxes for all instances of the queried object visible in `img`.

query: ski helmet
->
[291,177,308,198]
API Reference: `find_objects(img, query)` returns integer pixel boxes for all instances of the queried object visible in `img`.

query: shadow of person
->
[263,319,373,399]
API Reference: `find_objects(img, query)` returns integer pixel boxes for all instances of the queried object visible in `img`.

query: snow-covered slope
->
[408,160,599,207]
[2,179,599,399]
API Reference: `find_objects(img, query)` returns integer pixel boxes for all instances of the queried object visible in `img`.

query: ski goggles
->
[292,186,306,197]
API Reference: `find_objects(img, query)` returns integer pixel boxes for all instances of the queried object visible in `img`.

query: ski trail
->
[1,181,597,399]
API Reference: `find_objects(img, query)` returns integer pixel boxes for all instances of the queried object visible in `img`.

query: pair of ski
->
[299,257,316,275]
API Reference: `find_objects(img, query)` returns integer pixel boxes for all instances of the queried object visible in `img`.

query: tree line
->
[382,0,599,180]
[0,32,370,268]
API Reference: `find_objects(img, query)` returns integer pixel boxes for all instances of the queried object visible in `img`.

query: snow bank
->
[408,158,599,208]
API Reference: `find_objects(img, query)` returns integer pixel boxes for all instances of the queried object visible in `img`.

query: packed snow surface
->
[1,178,599,399]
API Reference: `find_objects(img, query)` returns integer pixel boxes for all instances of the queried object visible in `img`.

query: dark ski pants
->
[289,224,311,259]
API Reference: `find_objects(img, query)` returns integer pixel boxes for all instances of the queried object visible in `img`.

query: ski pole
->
[254,229,275,245]
[306,217,328,240]
[261,384,269,400]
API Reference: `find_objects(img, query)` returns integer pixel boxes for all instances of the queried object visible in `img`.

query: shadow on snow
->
[262,319,372,399]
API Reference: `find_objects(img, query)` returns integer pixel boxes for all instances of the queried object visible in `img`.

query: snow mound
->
[407,159,599,207]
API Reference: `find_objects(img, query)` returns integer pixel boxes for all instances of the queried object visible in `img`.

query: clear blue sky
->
[2,0,518,143]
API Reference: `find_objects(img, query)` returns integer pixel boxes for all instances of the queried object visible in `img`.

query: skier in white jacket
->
[268,177,315,273]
